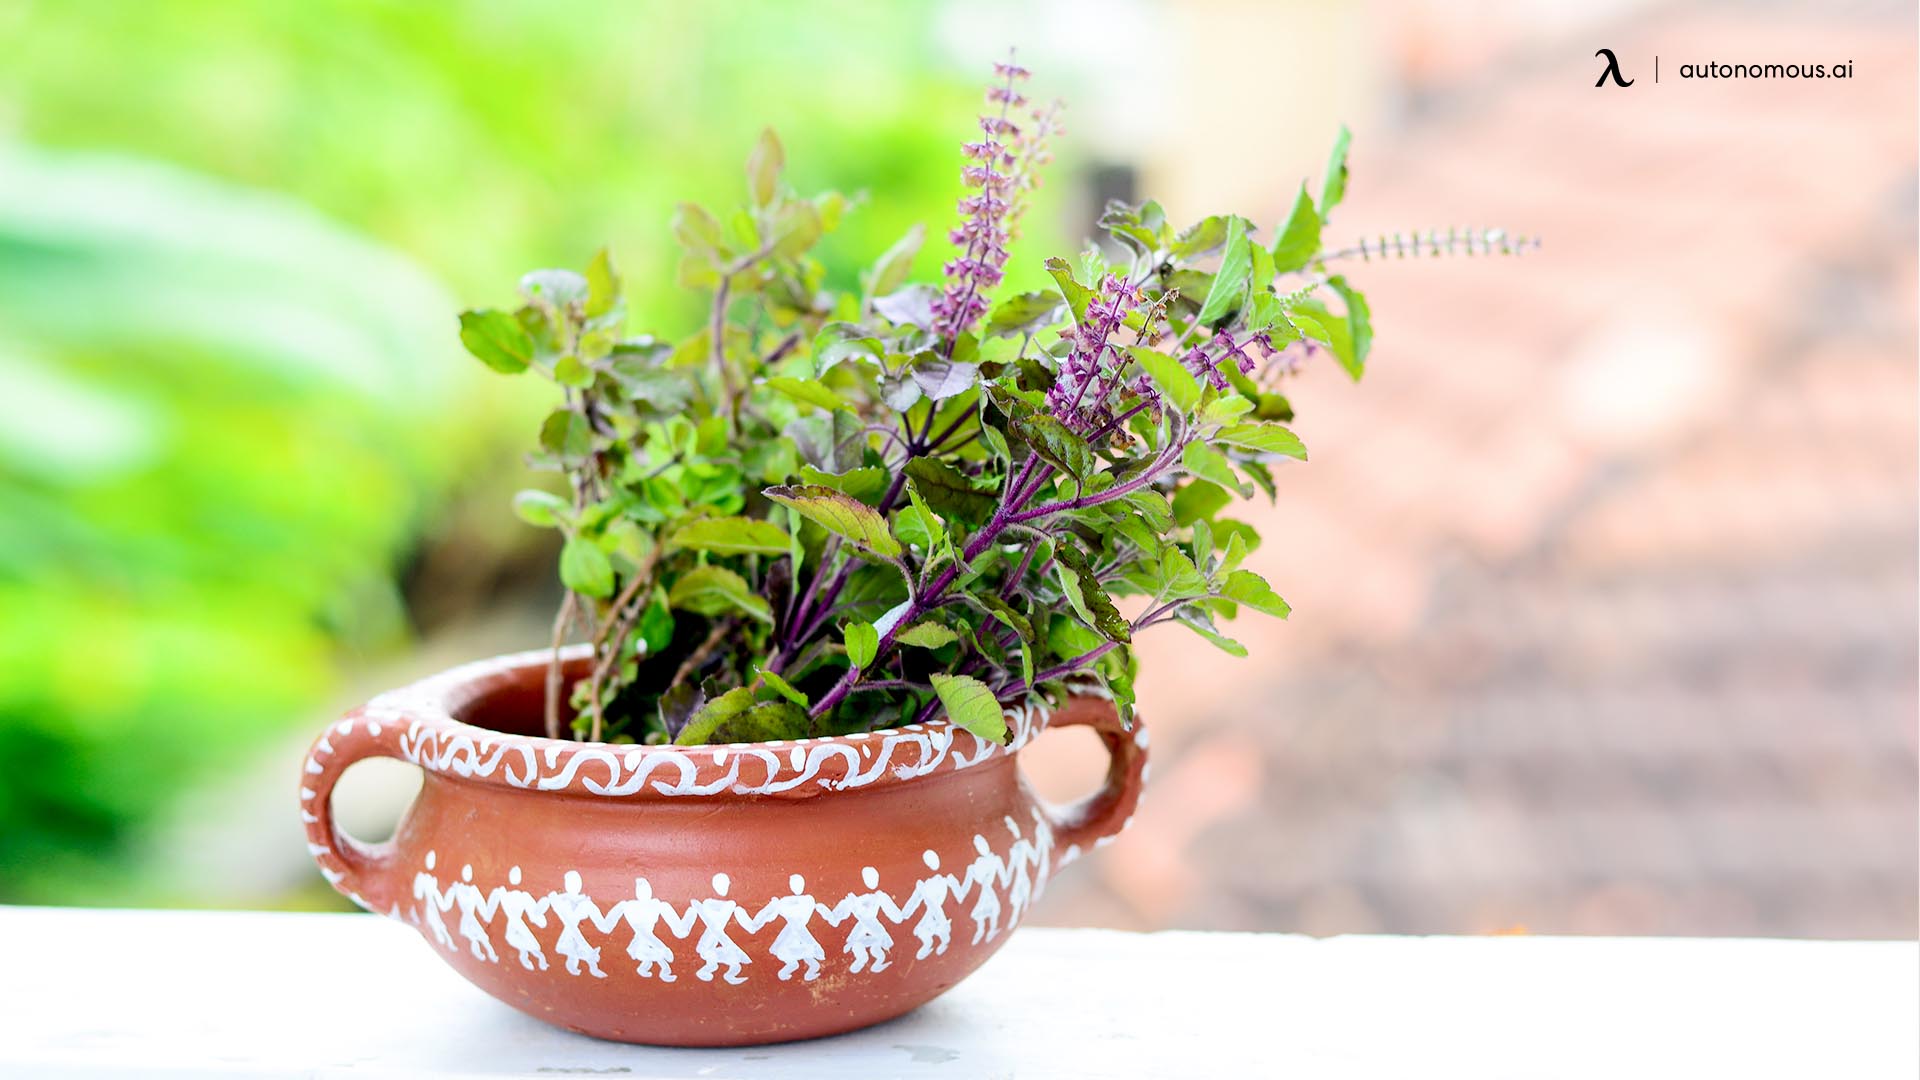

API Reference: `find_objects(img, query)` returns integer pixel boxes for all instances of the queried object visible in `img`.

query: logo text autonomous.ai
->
[1594,48,1854,87]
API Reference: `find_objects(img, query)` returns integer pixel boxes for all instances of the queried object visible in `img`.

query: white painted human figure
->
[741,874,826,982]
[959,834,1006,944]
[688,873,753,985]
[545,870,609,978]
[900,850,961,959]
[1028,812,1056,902]
[824,866,906,973]
[450,863,501,962]
[1002,815,1036,925]
[496,866,550,971]
[413,850,455,952]
[610,877,696,982]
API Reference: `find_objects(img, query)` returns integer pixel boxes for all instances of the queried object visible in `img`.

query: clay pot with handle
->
[300,646,1147,1046]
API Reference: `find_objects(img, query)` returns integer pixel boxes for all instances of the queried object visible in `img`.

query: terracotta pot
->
[300,647,1147,1046]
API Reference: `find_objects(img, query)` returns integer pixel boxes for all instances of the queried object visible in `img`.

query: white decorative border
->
[348,649,1051,799]
[398,810,1054,985]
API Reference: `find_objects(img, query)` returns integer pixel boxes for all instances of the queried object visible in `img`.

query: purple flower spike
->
[934,58,1033,345]
[1047,274,1153,430]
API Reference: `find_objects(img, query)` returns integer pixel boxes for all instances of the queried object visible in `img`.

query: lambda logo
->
[1594,48,1634,87]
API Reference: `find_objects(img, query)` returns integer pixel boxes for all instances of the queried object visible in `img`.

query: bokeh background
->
[1,0,1913,938]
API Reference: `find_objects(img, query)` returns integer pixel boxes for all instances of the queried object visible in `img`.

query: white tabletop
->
[0,906,1912,1079]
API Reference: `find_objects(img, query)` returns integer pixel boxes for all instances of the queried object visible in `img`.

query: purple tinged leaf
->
[872,285,938,330]
[911,357,980,401]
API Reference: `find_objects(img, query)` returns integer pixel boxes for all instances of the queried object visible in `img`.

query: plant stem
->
[808,454,1054,721]
[670,618,737,692]
[543,591,578,740]
[708,242,778,421]
[1008,434,1186,524]
[993,640,1120,699]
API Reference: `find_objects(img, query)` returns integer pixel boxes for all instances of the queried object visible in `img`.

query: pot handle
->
[1030,697,1149,872]
[299,711,409,915]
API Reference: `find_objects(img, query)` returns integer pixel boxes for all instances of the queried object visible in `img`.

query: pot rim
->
[350,645,1106,801]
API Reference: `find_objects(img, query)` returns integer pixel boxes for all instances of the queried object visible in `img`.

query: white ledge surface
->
[0,906,1912,1078]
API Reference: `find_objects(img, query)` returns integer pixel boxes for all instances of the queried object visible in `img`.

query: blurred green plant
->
[0,146,470,900]
[0,1,1058,318]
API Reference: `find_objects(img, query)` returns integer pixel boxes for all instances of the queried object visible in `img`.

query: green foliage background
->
[0,0,1070,901]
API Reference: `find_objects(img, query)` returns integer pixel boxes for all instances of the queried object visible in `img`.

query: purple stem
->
[993,640,1121,700]
[809,453,1055,720]
[1008,436,1186,525]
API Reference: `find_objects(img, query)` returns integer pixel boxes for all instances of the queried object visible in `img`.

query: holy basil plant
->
[460,59,1532,746]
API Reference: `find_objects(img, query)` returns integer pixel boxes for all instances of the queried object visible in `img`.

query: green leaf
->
[1171,214,1231,259]
[1049,613,1106,660]
[1183,441,1244,494]
[983,291,1066,338]
[1053,542,1132,643]
[842,620,879,670]
[637,589,675,656]
[903,478,955,565]
[765,376,844,411]
[1214,518,1262,560]
[756,665,809,707]
[1178,614,1248,657]
[863,223,924,300]
[458,309,533,374]
[552,353,592,388]
[1326,275,1373,378]
[668,565,773,623]
[896,621,959,649]
[1012,413,1095,483]
[1221,569,1291,618]
[609,361,692,412]
[797,464,889,506]
[560,537,614,598]
[1271,184,1322,274]
[1320,125,1352,217]
[1191,518,1215,573]
[675,687,807,746]
[1126,346,1200,414]
[1214,422,1307,460]
[1159,546,1208,599]
[975,592,1034,644]
[1171,479,1230,526]
[1100,199,1169,259]
[1292,297,1362,381]
[747,127,784,206]
[1123,490,1175,532]
[668,516,791,555]
[1043,257,1095,325]
[1217,530,1251,575]
[1195,216,1252,326]
[764,485,902,559]
[539,409,591,457]
[1204,394,1255,424]
[672,202,728,262]
[929,673,1008,743]
[770,199,822,259]
[584,247,622,319]
[904,457,997,524]
[811,322,885,372]
[512,489,569,527]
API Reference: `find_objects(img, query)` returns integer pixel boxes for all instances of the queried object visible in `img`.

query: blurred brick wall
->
[1027,0,1919,937]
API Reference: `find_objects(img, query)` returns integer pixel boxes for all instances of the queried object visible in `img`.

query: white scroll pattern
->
[361,694,1046,800]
